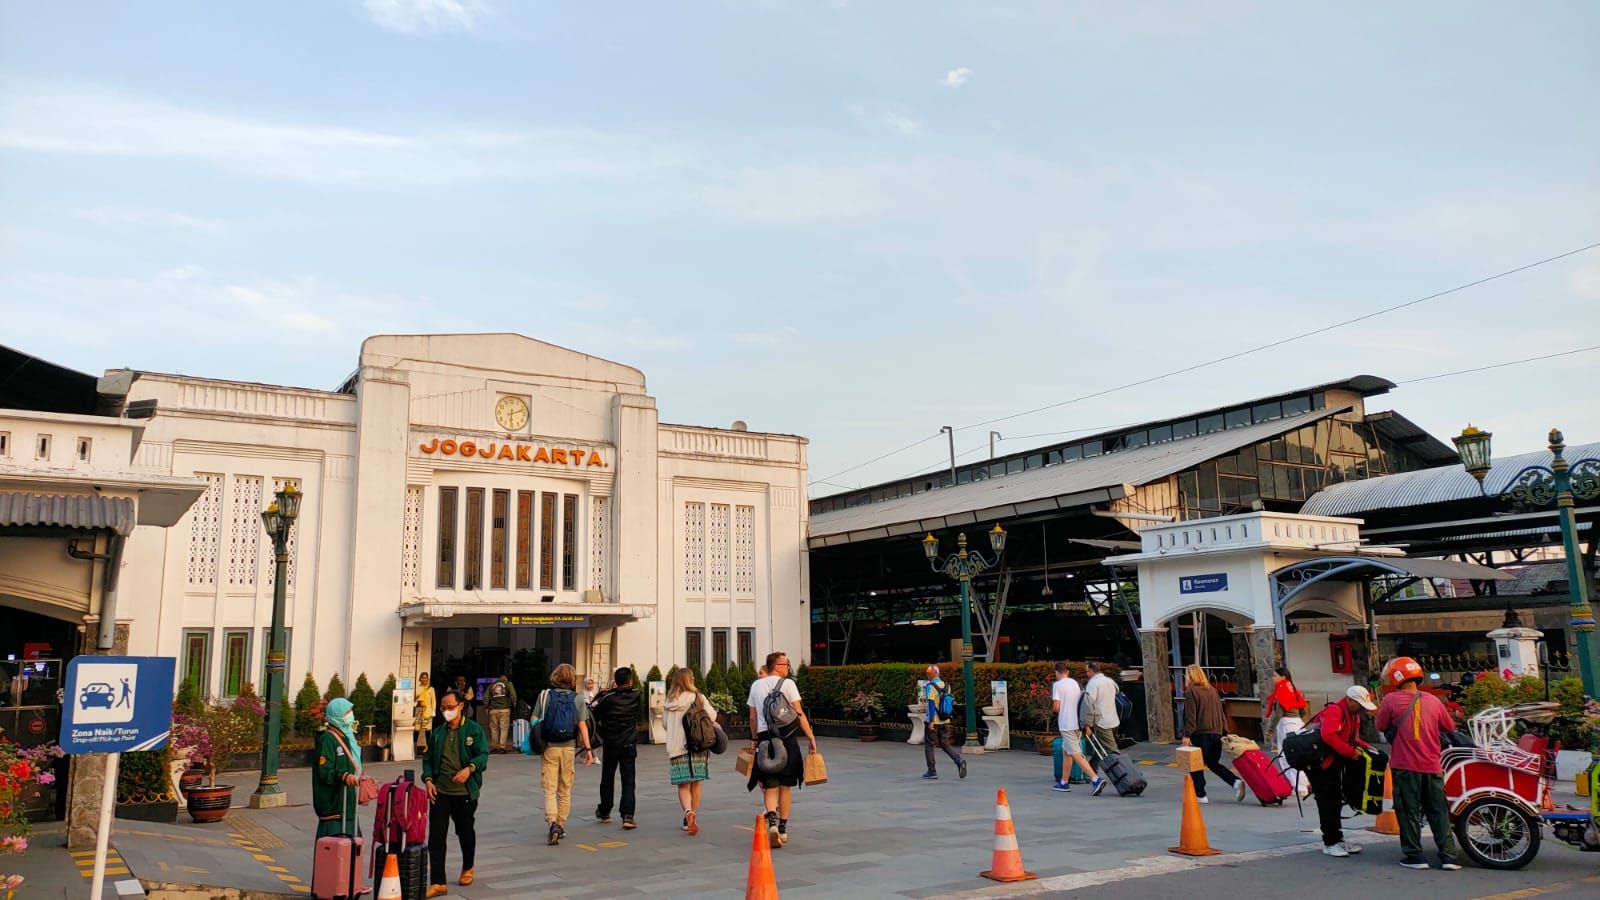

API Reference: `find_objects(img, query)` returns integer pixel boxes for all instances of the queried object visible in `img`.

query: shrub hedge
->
[795,660,1117,730]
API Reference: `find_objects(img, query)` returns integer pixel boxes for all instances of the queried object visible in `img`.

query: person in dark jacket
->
[591,667,641,829]
[422,690,490,896]
[1179,665,1244,804]
[1311,685,1378,858]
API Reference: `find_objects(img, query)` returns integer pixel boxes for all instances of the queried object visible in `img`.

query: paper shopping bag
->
[735,746,755,777]
[803,751,828,786]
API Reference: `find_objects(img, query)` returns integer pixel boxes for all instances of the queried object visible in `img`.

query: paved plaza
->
[13,739,1598,899]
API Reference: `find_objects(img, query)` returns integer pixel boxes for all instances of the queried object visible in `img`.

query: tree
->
[293,673,323,736]
[174,676,203,716]
[645,665,663,685]
[705,662,727,695]
[373,674,397,734]
[324,673,347,701]
[689,661,705,692]
[349,674,377,735]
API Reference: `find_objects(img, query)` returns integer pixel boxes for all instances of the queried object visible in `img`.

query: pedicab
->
[1442,702,1599,869]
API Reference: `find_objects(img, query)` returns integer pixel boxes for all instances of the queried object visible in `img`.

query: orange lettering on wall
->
[587,451,605,467]
[460,441,477,456]
[498,444,515,460]
[551,449,568,465]
[479,442,495,458]
[570,447,585,464]
[419,439,439,453]
[440,439,457,455]
[534,447,550,463]
[516,445,532,461]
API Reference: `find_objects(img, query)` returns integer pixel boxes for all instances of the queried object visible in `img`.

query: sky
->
[1,1,1597,495]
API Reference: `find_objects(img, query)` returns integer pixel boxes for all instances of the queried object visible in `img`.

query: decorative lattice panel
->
[226,476,262,588]
[708,503,730,594]
[187,473,224,587]
[589,496,608,595]
[402,486,423,590]
[683,502,705,594]
[734,504,755,595]
[269,477,300,590]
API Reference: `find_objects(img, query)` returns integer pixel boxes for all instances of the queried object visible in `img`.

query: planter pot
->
[856,724,879,742]
[178,769,205,796]
[185,784,234,823]
[1034,733,1056,755]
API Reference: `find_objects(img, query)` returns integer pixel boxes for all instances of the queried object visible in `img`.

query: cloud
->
[881,112,921,137]
[361,0,492,35]
[73,207,227,233]
[942,67,973,87]
[0,83,682,186]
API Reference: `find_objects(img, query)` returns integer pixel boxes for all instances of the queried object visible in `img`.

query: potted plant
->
[843,691,886,741]
[184,694,262,823]
[1,739,62,895]
[706,691,737,728]
[1017,682,1057,754]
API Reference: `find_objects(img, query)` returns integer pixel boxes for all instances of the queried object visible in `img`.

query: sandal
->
[686,810,699,836]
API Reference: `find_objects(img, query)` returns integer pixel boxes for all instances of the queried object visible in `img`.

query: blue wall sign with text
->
[1179,574,1229,595]
[60,656,176,754]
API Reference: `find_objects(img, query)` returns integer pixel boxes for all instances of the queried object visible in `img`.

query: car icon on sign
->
[80,682,117,709]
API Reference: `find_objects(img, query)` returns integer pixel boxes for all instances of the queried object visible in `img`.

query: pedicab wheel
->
[1453,796,1541,870]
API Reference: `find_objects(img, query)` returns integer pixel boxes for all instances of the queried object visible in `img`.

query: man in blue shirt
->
[920,665,967,780]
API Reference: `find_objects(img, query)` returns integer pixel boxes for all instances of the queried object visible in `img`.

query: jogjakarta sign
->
[418,437,608,468]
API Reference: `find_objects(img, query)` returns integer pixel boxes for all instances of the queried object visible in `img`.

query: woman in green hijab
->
[313,697,362,837]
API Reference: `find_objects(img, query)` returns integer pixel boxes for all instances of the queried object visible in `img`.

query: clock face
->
[495,396,529,431]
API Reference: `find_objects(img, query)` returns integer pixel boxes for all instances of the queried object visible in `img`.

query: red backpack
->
[373,777,429,847]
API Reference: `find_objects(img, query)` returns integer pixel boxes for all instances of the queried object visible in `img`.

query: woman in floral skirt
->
[663,667,717,835]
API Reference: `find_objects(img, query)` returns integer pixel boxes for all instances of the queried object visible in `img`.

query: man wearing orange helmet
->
[1375,656,1461,871]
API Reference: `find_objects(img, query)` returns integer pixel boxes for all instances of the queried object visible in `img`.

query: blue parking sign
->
[60,656,176,754]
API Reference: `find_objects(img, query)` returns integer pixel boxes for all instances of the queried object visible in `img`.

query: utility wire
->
[808,431,941,487]
[1395,344,1600,385]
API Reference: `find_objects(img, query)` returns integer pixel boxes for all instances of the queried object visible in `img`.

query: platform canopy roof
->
[1302,441,1600,518]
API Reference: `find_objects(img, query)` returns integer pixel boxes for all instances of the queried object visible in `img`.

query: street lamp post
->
[923,525,1007,750]
[1454,426,1599,698]
[249,483,301,809]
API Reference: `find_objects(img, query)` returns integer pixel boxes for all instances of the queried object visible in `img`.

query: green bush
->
[705,662,727,695]
[646,665,663,685]
[374,674,396,733]
[117,746,174,803]
[689,662,705,692]
[349,674,376,734]
[324,673,347,701]
[174,676,203,716]
[293,673,323,736]
[796,660,1116,730]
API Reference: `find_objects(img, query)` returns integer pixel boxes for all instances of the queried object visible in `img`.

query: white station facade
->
[111,334,811,696]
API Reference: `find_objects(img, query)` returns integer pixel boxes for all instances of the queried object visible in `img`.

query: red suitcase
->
[1234,748,1293,806]
[312,833,367,899]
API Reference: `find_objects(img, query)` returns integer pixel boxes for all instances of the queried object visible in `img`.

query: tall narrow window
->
[490,489,509,589]
[737,628,755,668]
[228,475,263,588]
[182,630,210,692]
[708,503,730,594]
[734,505,755,595]
[223,630,250,697]
[515,490,533,589]
[539,492,556,590]
[589,497,608,595]
[401,487,423,591]
[685,629,704,671]
[683,502,705,593]
[712,629,730,670]
[464,488,485,590]
[436,487,458,589]
[187,473,224,587]
[561,494,578,591]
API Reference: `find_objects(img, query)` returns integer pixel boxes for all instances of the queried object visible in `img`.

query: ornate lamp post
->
[1454,426,1599,697]
[923,524,1007,750]
[249,483,301,808]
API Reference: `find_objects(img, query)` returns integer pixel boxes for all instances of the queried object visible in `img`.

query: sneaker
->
[1051,781,1072,792]
[1399,856,1430,870]
[1338,842,1363,855]
[1440,860,1461,871]
[1235,780,1247,803]
[595,806,612,824]
[1090,776,1107,796]
[765,813,780,848]
[957,759,968,779]
[1323,844,1350,858]
[621,816,637,830]
[923,771,939,779]
[777,823,789,846]
[547,823,560,846]
[1198,796,1209,804]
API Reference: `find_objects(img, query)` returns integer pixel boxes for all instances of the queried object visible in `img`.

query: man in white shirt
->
[746,651,817,850]
[1050,661,1101,794]
[1083,661,1121,773]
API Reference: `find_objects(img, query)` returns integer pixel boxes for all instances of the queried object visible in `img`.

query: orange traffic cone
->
[980,788,1038,883]
[1370,767,1399,835]
[376,853,402,900]
[746,813,779,899]
[1169,774,1222,857]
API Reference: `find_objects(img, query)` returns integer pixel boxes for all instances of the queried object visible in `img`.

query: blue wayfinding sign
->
[1180,573,1229,595]
[60,656,176,754]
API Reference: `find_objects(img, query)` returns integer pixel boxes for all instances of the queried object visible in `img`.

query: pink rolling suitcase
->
[313,788,368,900]
[1234,748,1293,806]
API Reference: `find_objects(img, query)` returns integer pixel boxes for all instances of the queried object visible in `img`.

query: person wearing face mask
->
[423,690,489,896]
[312,697,362,838]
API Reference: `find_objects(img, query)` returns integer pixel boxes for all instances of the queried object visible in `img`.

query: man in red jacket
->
[1311,685,1378,858]
[1375,657,1461,871]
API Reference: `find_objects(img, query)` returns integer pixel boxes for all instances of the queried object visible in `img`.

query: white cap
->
[1345,685,1377,711]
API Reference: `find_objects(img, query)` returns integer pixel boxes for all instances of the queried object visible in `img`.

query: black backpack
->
[761,677,800,737]
[682,695,718,753]
[540,689,578,743]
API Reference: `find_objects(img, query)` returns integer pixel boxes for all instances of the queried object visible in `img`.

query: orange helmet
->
[1383,656,1425,687]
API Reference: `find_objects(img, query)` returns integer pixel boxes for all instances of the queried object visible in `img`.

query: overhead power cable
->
[1395,344,1600,385]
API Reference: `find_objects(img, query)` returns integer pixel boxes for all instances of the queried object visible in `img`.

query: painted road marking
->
[576,843,599,852]
[1472,875,1600,900]
[77,851,129,877]
[266,864,290,873]
[598,841,627,848]
[291,886,310,894]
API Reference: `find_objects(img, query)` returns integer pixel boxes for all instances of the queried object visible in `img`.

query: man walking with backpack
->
[486,672,517,753]
[746,651,817,850]
[534,663,596,846]
[919,665,966,779]
[590,667,641,830]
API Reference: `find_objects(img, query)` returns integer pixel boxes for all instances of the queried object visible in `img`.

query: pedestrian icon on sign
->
[119,678,132,708]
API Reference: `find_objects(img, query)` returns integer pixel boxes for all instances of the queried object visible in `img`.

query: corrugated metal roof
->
[810,408,1341,545]
[1365,410,1458,464]
[1301,441,1600,517]
[0,491,136,535]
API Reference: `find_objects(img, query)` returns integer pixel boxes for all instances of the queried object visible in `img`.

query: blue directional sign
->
[1179,573,1229,595]
[60,656,176,754]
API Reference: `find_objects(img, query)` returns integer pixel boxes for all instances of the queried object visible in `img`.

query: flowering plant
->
[1016,682,1057,731]
[706,692,738,715]
[843,691,885,723]
[1,739,61,895]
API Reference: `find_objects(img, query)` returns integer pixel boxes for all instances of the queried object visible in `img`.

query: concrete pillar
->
[66,622,129,850]
[1140,628,1174,743]
[1247,627,1284,707]
[1230,629,1255,698]
[345,367,411,687]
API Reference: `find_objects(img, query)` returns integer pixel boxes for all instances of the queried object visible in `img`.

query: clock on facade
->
[495,395,529,431]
